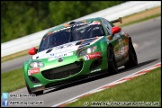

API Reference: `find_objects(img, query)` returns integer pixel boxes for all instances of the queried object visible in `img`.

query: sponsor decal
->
[28,68,40,75]
[50,53,55,56]
[54,54,64,59]
[33,42,79,60]
[91,68,101,73]
[63,52,73,56]
[55,43,78,51]
[84,52,102,60]
[48,52,73,61]
[33,84,42,87]
[88,52,102,59]
[72,22,88,27]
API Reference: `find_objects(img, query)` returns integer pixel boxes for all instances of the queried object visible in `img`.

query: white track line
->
[52,62,161,107]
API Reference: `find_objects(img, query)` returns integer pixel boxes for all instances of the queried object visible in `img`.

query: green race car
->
[23,17,138,95]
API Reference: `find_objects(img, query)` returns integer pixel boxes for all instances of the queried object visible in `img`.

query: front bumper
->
[25,53,107,92]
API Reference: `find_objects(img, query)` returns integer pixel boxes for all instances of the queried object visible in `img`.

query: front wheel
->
[25,81,32,94]
[107,46,118,74]
[25,81,43,96]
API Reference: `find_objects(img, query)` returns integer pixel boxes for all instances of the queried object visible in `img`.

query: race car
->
[23,17,138,95]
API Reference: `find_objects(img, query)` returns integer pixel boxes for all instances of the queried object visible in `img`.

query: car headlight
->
[79,46,97,56]
[87,48,92,54]
[30,61,44,68]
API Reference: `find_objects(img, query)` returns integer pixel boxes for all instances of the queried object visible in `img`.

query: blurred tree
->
[1,1,125,43]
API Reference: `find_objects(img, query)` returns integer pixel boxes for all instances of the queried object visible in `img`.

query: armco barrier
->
[1,1,161,57]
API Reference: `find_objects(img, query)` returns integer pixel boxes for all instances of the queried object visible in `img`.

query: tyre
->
[34,90,43,96]
[25,81,32,94]
[124,40,138,68]
[25,81,43,96]
[107,46,118,74]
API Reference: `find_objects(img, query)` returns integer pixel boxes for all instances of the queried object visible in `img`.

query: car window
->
[38,22,105,52]
[39,29,70,52]
[102,18,113,35]
[71,24,105,41]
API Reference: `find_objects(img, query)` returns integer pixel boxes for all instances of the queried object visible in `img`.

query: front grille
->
[42,61,83,80]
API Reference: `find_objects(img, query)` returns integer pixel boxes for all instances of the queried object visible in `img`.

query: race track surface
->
[2,17,161,107]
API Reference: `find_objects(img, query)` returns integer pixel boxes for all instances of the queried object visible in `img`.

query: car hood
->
[32,36,103,60]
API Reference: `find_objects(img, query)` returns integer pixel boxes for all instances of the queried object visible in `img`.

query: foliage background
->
[1,1,125,43]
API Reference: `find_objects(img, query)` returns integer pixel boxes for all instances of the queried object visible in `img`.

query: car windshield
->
[38,23,105,52]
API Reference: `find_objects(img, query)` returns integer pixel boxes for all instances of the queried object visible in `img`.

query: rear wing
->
[110,17,122,23]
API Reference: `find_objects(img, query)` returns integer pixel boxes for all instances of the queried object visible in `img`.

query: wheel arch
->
[108,43,113,48]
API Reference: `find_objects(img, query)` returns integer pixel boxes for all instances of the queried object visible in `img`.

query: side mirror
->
[28,47,37,55]
[112,26,121,35]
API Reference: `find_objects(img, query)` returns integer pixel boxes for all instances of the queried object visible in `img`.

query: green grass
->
[1,8,160,63]
[1,65,161,107]
[1,68,25,94]
[120,13,161,27]
[66,67,161,107]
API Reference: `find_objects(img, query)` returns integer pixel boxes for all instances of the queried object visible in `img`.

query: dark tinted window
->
[102,18,113,35]
[71,24,105,41]
[39,29,70,52]
[38,23,105,52]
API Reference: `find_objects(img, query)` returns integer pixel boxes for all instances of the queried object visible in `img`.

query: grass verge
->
[1,46,39,63]
[66,67,161,107]
[120,13,161,27]
[1,68,25,94]
[1,7,161,63]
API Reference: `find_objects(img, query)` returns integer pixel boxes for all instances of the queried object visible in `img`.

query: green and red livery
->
[23,17,138,95]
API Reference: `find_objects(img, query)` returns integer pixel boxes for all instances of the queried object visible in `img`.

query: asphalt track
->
[2,17,161,107]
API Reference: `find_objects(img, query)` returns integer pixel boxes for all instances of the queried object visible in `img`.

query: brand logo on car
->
[88,52,102,59]
[50,53,54,56]
[33,84,42,87]
[91,68,101,73]
[28,68,40,75]
[84,52,102,60]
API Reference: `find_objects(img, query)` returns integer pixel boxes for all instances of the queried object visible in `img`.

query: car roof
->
[44,17,104,36]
